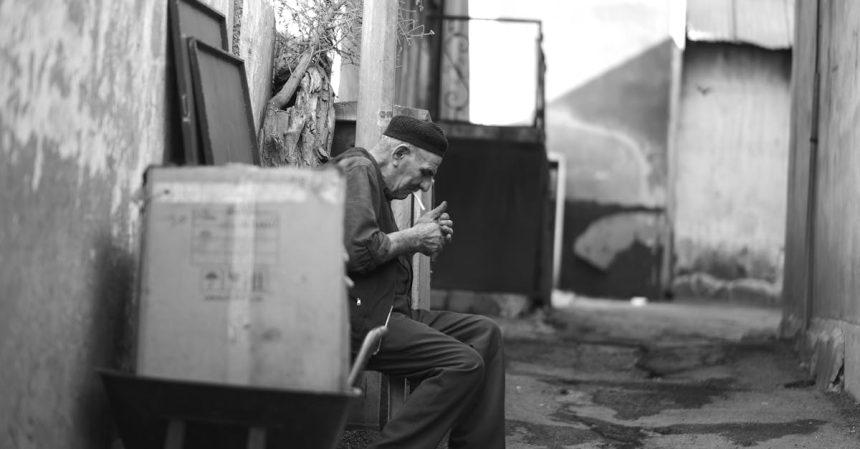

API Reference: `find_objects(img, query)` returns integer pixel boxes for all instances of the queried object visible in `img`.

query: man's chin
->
[394,191,412,200]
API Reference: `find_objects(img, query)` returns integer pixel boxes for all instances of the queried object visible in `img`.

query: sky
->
[467,0,683,125]
[331,0,684,126]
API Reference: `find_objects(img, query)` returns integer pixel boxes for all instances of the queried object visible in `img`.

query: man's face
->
[386,144,442,200]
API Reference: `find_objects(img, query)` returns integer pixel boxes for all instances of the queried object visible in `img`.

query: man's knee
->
[470,315,503,354]
[447,345,485,384]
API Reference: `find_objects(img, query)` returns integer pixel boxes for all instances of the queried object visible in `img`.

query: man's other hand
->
[437,211,453,242]
[412,220,445,256]
[416,201,448,224]
[416,201,453,243]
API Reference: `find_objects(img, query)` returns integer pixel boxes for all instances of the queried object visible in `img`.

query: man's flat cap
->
[383,115,448,157]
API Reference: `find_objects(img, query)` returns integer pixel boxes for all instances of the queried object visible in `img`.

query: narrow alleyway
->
[502,296,860,448]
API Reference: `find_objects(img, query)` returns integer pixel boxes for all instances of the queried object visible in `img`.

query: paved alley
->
[501,296,860,448]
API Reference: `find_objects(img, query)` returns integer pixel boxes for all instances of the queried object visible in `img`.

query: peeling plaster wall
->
[0,0,275,447]
[547,42,672,210]
[237,0,275,130]
[673,43,791,292]
[548,36,673,298]
[0,1,167,448]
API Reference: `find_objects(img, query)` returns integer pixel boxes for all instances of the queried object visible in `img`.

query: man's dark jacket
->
[331,148,413,347]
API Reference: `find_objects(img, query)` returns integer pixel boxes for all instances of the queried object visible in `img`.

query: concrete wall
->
[784,0,860,400]
[0,1,273,447]
[672,43,791,303]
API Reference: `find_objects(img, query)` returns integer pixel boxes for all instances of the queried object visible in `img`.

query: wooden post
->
[352,0,413,426]
[355,0,397,149]
[355,0,432,310]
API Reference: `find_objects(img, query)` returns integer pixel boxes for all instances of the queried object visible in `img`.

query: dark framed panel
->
[168,0,229,165]
[188,39,259,165]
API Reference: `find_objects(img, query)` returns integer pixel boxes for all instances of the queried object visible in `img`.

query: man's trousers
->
[365,309,505,449]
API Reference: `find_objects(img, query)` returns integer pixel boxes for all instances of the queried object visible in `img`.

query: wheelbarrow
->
[99,326,387,449]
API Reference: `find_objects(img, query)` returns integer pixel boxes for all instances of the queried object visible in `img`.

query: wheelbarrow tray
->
[98,369,357,449]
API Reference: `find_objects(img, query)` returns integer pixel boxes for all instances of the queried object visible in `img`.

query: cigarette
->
[413,192,426,211]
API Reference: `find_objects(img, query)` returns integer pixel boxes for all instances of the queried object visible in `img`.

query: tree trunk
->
[259,61,335,168]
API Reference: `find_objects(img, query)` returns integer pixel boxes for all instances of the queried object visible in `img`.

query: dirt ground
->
[342,295,860,448]
[501,295,860,448]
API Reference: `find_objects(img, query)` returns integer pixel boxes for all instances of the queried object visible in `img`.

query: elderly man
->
[331,116,505,449]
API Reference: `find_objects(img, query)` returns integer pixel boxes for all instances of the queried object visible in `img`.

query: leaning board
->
[168,0,229,164]
[188,40,259,165]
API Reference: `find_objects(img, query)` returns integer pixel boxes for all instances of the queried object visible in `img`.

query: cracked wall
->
[550,38,673,299]
[0,1,273,447]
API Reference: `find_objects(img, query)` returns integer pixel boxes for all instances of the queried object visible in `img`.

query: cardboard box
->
[136,165,349,393]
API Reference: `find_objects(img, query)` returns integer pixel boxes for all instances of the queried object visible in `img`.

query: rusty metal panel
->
[169,0,229,164]
[687,0,794,49]
[188,40,259,165]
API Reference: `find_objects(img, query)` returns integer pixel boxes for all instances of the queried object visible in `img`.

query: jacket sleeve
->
[343,164,392,274]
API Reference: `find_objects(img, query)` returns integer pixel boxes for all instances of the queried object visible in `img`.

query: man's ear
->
[393,145,410,160]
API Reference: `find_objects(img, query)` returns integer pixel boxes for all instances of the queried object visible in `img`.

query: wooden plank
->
[164,420,185,449]
[412,189,433,310]
[246,427,266,449]
[662,39,684,298]
[781,0,819,336]
[355,0,397,149]
[347,371,384,428]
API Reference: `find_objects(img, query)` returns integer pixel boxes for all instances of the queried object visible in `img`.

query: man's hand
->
[437,211,453,243]
[416,201,454,243]
[416,201,447,224]
[388,201,455,258]
[412,200,455,254]
[411,220,445,255]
